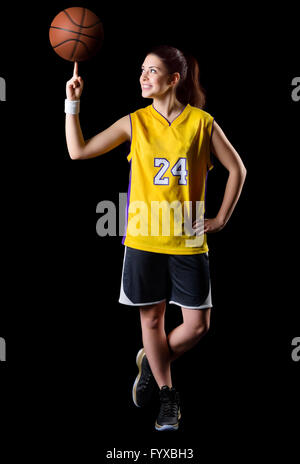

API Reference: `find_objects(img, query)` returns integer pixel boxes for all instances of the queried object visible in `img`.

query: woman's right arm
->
[65,62,131,160]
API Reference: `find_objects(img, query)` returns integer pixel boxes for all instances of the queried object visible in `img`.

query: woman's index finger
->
[73,61,79,77]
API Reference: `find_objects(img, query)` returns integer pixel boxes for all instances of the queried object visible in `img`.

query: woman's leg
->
[139,301,172,388]
[167,307,211,361]
[140,304,211,387]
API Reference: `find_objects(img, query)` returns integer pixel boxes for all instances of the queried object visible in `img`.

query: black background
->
[0,0,299,458]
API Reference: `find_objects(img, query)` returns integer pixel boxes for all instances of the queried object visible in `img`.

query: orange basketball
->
[49,7,104,62]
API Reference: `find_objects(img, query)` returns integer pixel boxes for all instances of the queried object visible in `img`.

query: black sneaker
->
[132,348,157,407]
[155,386,181,431]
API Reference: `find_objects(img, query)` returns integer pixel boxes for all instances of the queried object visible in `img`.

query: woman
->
[65,45,247,431]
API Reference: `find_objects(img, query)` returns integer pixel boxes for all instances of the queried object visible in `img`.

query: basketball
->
[49,7,104,62]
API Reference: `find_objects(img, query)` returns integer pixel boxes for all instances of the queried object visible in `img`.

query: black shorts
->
[119,246,212,310]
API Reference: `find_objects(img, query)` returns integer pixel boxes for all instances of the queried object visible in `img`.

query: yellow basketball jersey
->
[122,104,214,254]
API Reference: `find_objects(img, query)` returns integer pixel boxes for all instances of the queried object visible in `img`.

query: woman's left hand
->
[192,217,226,234]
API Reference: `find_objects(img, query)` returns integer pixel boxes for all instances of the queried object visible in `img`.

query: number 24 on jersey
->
[154,157,188,186]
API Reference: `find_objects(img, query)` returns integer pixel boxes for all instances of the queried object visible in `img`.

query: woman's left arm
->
[204,121,247,233]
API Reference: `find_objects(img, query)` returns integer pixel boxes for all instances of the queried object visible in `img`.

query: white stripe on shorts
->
[118,247,166,306]
[169,283,212,309]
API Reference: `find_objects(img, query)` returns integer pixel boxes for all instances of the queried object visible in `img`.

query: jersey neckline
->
[150,103,190,127]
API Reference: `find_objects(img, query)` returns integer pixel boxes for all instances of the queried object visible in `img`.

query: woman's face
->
[140,54,176,99]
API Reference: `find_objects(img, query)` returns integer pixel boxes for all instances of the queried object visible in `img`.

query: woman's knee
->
[182,307,211,340]
[192,318,210,339]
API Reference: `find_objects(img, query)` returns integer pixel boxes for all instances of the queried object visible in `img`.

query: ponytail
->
[176,54,206,109]
[147,45,206,109]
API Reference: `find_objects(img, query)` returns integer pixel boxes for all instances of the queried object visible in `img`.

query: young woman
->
[65,45,247,431]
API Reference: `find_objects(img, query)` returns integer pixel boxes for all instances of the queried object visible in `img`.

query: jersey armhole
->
[127,114,133,162]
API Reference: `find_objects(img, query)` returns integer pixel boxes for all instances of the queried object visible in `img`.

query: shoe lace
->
[160,398,177,417]
[142,373,152,390]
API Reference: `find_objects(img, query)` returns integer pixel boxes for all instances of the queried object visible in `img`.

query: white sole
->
[132,348,145,407]
[155,423,179,431]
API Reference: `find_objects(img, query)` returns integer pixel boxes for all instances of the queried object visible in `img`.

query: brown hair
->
[147,45,206,109]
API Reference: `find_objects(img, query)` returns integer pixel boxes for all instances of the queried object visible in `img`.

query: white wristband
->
[65,99,80,114]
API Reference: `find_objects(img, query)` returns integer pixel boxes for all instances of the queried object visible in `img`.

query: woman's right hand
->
[66,61,84,101]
